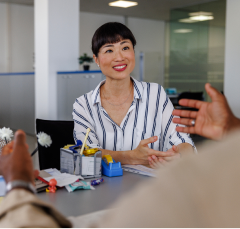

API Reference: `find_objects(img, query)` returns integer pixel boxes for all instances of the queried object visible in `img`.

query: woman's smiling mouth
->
[113,64,127,71]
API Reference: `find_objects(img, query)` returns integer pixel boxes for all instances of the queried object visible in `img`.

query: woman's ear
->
[93,54,99,67]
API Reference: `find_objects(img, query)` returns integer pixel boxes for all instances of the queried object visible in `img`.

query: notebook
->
[121,165,156,177]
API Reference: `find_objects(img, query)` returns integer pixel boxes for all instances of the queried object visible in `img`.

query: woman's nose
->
[114,50,124,61]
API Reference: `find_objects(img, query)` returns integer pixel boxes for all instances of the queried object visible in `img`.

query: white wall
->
[128,17,165,83]
[0,3,34,72]
[11,4,34,72]
[0,4,165,85]
[224,0,240,118]
[34,0,79,120]
[0,3,9,72]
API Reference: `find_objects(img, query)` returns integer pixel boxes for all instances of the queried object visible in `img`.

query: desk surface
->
[37,171,150,217]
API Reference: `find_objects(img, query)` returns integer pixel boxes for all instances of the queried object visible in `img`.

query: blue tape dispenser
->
[102,155,123,177]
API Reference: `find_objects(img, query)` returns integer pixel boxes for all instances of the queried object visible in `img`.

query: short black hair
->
[92,22,136,57]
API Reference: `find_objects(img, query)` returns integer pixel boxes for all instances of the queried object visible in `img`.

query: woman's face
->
[93,39,135,81]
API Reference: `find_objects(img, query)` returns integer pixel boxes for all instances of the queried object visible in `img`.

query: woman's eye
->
[106,49,113,53]
[123,46,129,51]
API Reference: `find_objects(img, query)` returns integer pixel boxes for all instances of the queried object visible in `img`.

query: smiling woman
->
[72,22,195,168]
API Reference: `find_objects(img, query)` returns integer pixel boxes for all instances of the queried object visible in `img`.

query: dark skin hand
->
[172,83,240,141]
[0,130,39,185]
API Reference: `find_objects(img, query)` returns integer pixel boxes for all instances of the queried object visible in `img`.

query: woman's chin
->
[105,72,131,81]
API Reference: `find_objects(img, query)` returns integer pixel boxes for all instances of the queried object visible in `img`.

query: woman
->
[73,22,195,168]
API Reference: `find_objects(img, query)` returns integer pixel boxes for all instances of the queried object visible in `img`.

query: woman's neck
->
[102,77,133,99]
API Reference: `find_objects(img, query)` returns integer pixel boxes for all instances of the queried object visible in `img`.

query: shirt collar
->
[91,77,144,105]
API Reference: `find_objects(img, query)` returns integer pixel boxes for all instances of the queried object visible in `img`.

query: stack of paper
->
[40,168,83,187]
[122,165,156,177]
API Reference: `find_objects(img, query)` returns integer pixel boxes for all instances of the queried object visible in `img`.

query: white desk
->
[37,171,150,217]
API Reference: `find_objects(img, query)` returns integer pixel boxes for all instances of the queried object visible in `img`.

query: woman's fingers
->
[148,148,175,157]
[140,136,158,146]
[172,110,197,119]
[148,155,162,169]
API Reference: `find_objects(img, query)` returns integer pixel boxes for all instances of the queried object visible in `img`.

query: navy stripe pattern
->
[162,114,173,151]
[96,103,106,149]
[141,83,150,140]
[151,85,161,149]
[162,97,168,113]
[112,123,117,151]
[131,99,140,150]
[73,77,195,152]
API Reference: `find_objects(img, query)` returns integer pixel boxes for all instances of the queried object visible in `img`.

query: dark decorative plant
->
[78,53,93,65]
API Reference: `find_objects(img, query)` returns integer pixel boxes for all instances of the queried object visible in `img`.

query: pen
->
[80,128,90,155]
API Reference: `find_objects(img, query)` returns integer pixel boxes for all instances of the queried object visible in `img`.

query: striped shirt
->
[73,77,194,152]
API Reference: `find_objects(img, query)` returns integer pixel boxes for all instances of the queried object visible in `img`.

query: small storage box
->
[60,148,102,178]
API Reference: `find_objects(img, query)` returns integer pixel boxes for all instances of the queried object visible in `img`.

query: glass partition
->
[164,0,226,101]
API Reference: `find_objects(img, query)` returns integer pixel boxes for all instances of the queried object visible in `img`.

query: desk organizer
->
[60,148,102,178]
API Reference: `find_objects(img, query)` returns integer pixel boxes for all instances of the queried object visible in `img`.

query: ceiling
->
[0,0,218,21]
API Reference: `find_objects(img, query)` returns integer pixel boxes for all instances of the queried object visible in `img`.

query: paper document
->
[44,173,83,187]
[44,168,62,176]
[122,165,156,177]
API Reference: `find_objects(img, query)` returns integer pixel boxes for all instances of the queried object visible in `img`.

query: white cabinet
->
[57,73,104,120]
[0,72,103,135]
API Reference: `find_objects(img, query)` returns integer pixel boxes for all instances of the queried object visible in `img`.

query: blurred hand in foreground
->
[0,130,39,184]
[172,83,240,140]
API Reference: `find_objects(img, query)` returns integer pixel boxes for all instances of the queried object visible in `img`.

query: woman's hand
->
[148,145,181,169]
[132,136,175,165]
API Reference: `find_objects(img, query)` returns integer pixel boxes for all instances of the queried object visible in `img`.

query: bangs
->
[92,22,136,56]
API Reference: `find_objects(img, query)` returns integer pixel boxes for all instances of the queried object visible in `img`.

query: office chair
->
[36,119,75,170]
[176,91,204,111]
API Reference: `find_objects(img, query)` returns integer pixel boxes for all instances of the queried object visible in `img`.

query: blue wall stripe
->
[0,72,34,76]
[57,70,102,74]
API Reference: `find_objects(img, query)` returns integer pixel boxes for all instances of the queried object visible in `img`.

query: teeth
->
[114,65,126,69]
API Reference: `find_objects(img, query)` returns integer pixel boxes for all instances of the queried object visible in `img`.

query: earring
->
[97,64,100,67]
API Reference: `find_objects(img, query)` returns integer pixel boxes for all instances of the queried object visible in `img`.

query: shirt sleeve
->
[73,98,101,149]
[0,189,71,228]
[160,90,195,152]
